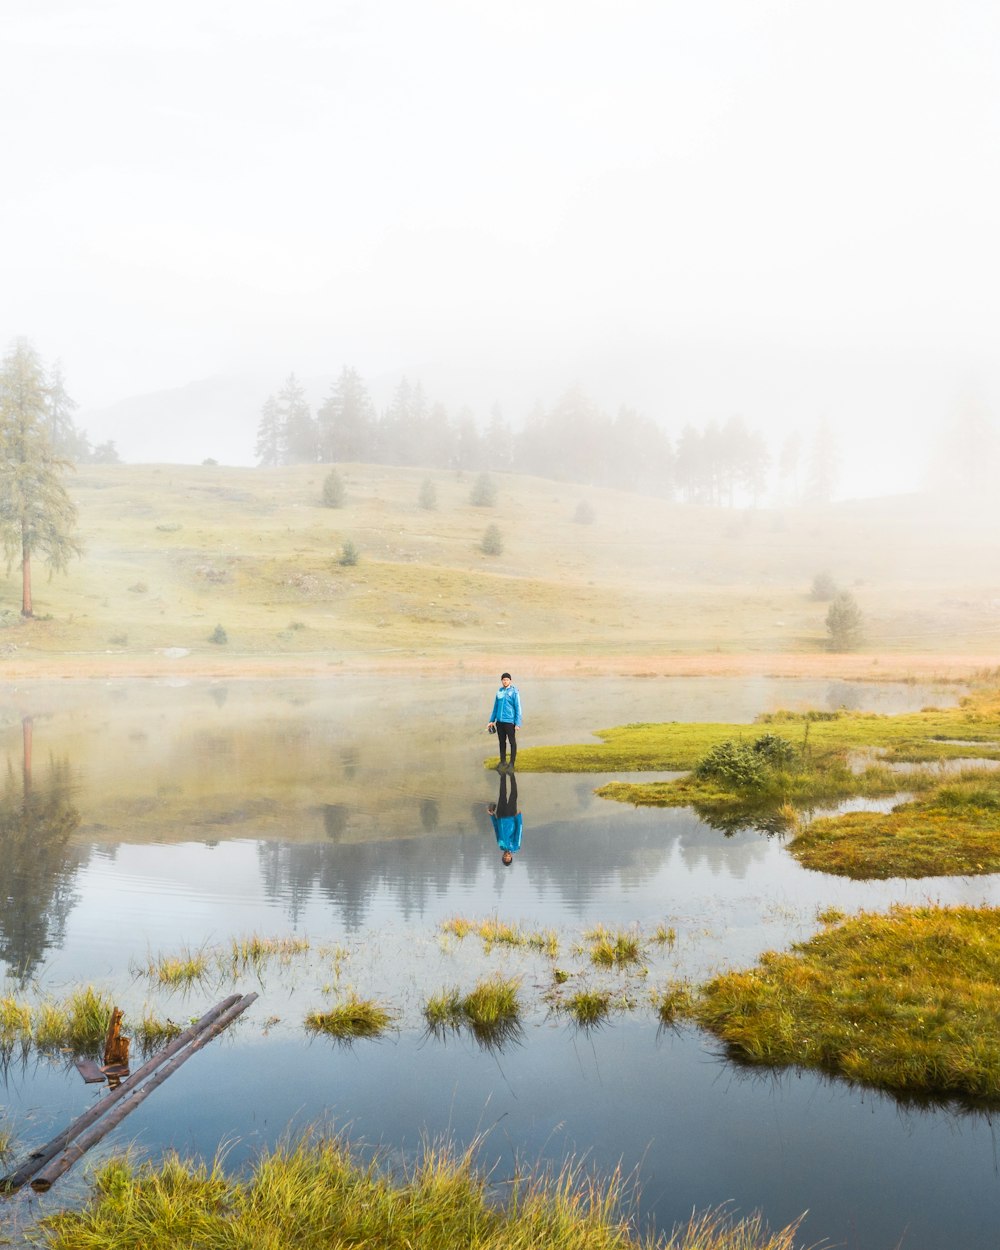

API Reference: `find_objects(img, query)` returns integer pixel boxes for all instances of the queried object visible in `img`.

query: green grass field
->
[2,461,1000,665]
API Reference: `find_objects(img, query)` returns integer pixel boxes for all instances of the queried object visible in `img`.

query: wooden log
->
[103,1007,130,1069]
[31,992,258,1192]
[0,995,242,1194]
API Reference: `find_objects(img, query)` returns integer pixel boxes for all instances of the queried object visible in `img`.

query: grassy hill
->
[1,461,998,668]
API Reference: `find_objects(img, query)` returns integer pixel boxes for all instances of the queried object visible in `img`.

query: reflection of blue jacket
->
[490,812,523,854]
[490,685,522,726]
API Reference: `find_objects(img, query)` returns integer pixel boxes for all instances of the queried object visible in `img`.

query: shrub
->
[573,500,595,525]
[469,472,497,507]
[480,525,503,556]
[338,541,359,567]
[418,477,437,510]
[826,590,864,651]
[322,469,345,508]
[209,625,228,645]
[695,733,797,790]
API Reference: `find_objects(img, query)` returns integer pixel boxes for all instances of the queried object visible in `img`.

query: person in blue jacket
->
[488,772,522,866]
[487,671,522,770]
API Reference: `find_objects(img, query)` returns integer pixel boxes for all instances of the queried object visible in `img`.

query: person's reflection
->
[487,772,523,866]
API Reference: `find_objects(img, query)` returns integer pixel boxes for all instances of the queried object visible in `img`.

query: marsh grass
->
[140,946,211,988]
[227,933,311,974]
[424,976,522,1045]
[586,927,644,969]
[790,767,1000,878]
[305,994,395,1040]
[563,989,614,1027]
[132,1011,183,1054]
[33,987,113,1053]
[35,1133,806,1250]
[654,982,695,1027]
[440,916,559,958]
[689,905,1000,1100]
[0,996,32,1048]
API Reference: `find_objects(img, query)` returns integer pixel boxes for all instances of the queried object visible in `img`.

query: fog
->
[3,1,998,497]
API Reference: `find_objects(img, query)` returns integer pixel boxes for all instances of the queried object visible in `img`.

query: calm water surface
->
[1,674,998,1249]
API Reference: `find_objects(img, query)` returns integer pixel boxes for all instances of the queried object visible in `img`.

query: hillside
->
[1,462,998,673]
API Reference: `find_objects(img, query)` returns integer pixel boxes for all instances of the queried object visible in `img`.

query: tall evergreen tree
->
[0,339,83,616]
[44,362,90,462]
[316,367,376,463]
[255,394,283,467]
[278,374,318,464]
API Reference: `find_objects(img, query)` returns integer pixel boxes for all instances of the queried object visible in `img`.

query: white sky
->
[2,1,998,490]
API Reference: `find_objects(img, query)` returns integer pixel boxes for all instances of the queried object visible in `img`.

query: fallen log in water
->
[31,993,258,1192]
[0,994,247,1195]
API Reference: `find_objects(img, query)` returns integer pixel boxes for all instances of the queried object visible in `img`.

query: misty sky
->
[2,1,998,492]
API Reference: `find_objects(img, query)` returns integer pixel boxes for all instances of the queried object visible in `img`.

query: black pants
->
[497,721,517,764]
[497,771,518,816]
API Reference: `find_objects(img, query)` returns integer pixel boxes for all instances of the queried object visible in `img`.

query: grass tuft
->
[586,926,644,969]
[305,994,395,1040]
[140,947,212,987]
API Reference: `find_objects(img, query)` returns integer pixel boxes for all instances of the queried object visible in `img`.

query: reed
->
[140,947,211,987]
[586,927,644,969]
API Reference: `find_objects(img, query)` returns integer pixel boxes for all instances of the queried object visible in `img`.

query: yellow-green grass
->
[586,927,644,969]
[305,994,395,1040]
[654,983,696,1027]
[424,976,522,1044]
[516,686,1000,776]
[131,1011,184,1054]
[789,769,1000,878]
[11,460,1000,664]
[32,987,113,1053]
[441,916,559,957]
[138,947,212,988]
[562,989,615,1027]
[227,933,311,973]
[687,905,1000,1101]
[0,996,32,1047]
[36,1134,805,1250]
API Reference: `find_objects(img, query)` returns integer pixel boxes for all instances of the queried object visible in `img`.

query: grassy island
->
[678,905,1000,1103]
[515,683,1000,877]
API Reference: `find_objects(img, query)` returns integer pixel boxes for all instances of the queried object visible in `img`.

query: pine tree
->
[255,395,283,467]
[316,367,376,463]
[278,374,318,464]
[44,362,90,461]
[0,339,83,616]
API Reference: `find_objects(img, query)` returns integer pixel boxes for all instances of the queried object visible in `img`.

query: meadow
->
[0,461,998,672]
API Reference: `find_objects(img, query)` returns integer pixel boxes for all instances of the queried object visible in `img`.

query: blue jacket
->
[490,684,522,726]
[490,811,523,854]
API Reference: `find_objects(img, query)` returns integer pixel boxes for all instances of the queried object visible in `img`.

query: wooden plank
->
[73,1059,105,1084]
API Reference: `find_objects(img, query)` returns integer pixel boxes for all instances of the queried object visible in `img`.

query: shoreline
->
[0,650,993,682]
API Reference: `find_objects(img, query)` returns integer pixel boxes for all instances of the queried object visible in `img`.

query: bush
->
[338,540,359,567]
[695,733,797,790]
[480,524,503,556]
[418,477,437,511]
[469,472,497,507]
[209,625,228,645]
[573,500,595,525]
[809,571,837,601]
[322,469,345,508]
[826,590,864,651]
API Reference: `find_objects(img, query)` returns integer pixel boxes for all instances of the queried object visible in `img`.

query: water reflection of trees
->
[256,801,771,929]
[0,719,83,979]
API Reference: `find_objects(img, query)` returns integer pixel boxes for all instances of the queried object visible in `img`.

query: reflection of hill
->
[0,727,86,978]
[257,796,772,929]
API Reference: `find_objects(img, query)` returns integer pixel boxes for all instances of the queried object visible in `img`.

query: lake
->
[1,673,998,1248]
